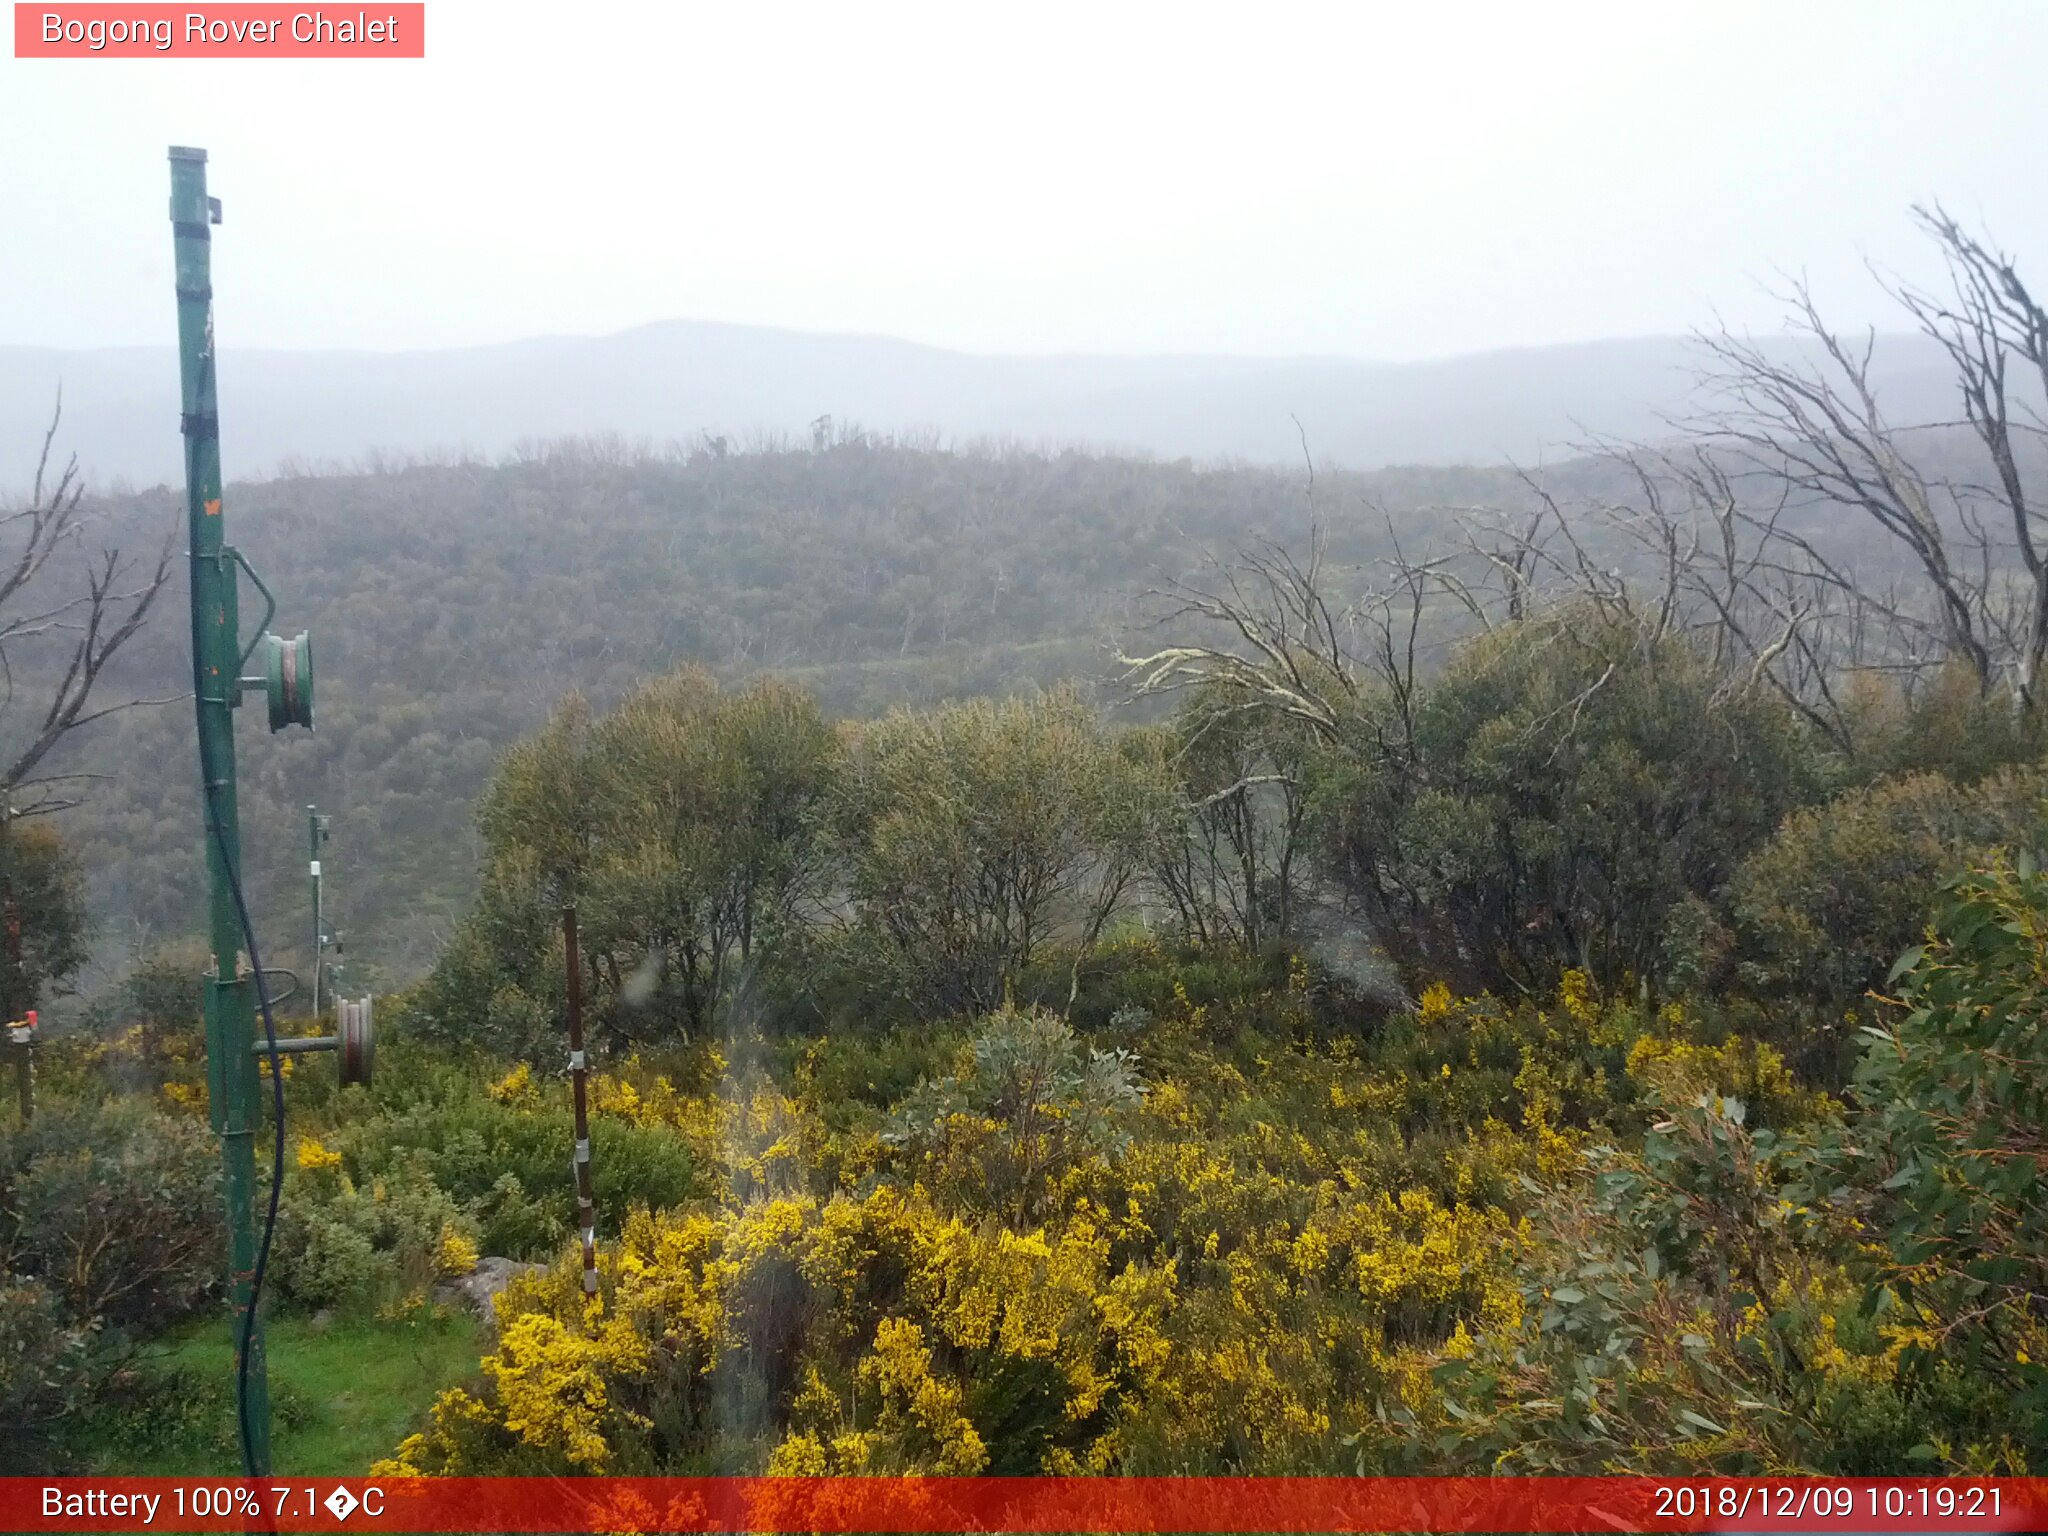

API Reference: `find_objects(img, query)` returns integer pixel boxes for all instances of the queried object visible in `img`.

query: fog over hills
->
[0,321,1961,486]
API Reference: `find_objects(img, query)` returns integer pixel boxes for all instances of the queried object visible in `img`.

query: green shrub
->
[1838,664,2048,789]
[333,1087,699,1259]
[1416,864,2048,1476]
[1722,764,2048,1016]
[0,1100,219,1466]
[0,1280,93,1467]
[468,1170,563,1258]
[0,1101,219,1333]
[1314,613,1817,995]
[883,1006,1145,1221]
[1834,859,2048,1424]
[782,1021,963,1127]
[272,1152,476,1311]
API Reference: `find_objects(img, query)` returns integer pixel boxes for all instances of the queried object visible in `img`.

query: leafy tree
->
[0,819,88,1016]
[575,670,839,1032]
[1317,613,1815,993]
[414,669,839,1049]
[832,688,1152,1016]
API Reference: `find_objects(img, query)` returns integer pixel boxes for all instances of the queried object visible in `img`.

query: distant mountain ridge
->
[0,321,1960,486]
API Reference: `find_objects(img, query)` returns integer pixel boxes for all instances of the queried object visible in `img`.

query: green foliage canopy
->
[1315,614,1817,993]
[413,670,838,1051]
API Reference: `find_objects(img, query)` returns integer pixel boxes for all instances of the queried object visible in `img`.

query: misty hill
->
[0,323,1962,487]
[47,441,1565,991]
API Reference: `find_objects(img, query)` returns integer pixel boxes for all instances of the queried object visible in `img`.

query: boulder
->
[433,1255,542,1323]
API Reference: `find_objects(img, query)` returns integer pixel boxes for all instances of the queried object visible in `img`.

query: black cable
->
[184,291,286,1495]
[201,774,287,1486]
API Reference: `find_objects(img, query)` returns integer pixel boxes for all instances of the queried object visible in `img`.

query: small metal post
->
[563,906,598,1297]
[309,806,329,1017]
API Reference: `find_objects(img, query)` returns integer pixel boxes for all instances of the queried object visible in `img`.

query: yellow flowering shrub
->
[487,1061,538,1106]
[487,1310,652,1469]
[1625,1032,1831,1125]
[855,1318,987,1472]
[1557,968,1598,1028]
[435,1224,480,1278]
[371,1387,499,1477]
[373,959,2031,1478]
[1416,981,1456,1024]
[158,1079,207,1114]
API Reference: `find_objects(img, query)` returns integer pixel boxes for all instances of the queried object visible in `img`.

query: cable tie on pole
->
[574,1138,590,1162]
[181,412,220,440]
[172,219,213,241]
[568,1049,585,1070]
[176,283,214,303]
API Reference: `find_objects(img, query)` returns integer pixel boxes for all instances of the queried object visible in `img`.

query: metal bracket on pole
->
[227,547,275,674]
[252,996,371,1088]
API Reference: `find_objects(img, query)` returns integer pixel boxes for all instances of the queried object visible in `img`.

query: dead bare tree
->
[1116,204,2047,993]
[1886,204,2048,707]
[1472,445,1912,754]
[1688,206,2048,712]
[1118,523,1359,747]
[1118,484,1470,952]
[0,397,177,818]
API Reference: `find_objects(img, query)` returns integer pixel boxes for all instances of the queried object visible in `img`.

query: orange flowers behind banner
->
[7,1476,2048,1534]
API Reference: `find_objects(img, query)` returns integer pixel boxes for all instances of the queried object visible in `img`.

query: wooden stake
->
[563,906,598,1297]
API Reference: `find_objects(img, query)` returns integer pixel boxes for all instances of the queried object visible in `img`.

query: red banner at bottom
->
[8,1476,2047,1533]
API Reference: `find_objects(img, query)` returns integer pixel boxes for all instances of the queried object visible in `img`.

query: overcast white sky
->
[2,0,2043,361]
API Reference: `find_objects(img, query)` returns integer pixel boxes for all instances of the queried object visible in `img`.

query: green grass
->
[67,1307,485,1476]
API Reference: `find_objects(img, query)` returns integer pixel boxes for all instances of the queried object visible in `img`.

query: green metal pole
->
[171,144,271,1475]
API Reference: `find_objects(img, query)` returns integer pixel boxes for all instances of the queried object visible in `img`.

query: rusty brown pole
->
[4,894,28,1123]
[563,905,598,1297]
[10,1031,28,1124]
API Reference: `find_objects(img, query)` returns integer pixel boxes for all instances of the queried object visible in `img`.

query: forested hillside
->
[45,440,1564,984]
[42,408,1994,990]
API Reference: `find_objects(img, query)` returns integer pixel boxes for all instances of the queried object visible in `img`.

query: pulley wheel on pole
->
[337,996,373,1087]
[264,631,314,732]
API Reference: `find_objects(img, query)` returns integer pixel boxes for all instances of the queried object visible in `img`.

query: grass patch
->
[67,1306,485,1476]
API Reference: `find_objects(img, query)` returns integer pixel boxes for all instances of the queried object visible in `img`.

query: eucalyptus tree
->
[832,687,1154,1017]
[419,669,840,1049]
